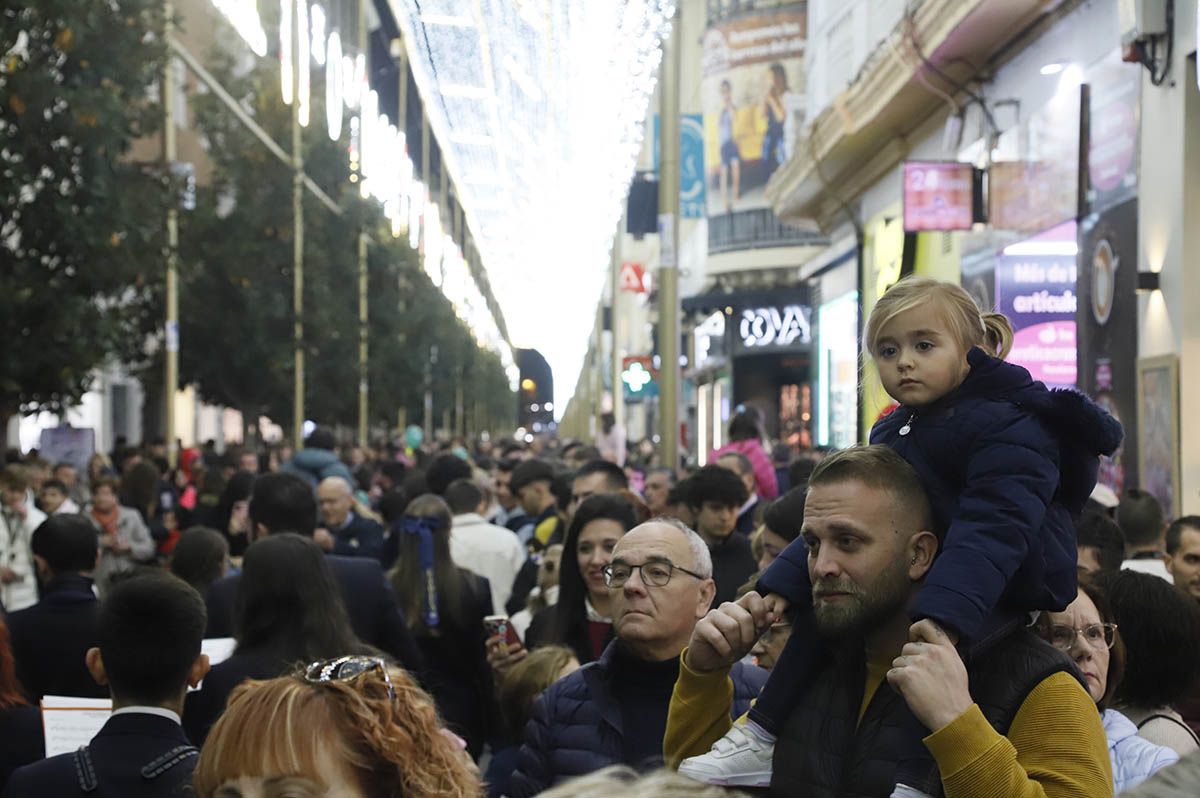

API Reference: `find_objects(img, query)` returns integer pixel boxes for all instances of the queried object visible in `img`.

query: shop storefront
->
[730,298,814,448]
[684,287,815,457]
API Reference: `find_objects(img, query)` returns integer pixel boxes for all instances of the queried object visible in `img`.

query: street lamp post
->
[657,6,681,470]
[356,0,370,447]
[291,1,306,451]
[162,1,180,468]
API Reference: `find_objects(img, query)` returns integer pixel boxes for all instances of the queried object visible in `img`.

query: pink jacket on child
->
[710,438,778,500]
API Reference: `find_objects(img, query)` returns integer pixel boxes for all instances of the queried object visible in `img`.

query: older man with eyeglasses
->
[507,518,767,797]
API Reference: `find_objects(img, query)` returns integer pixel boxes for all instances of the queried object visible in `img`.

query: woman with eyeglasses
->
[183,533,374,746]
[522,494,639,666]
[1093,569,1200,756]
[1035,573,1178,792]
[192,657,482,797]
[389,494,494,760]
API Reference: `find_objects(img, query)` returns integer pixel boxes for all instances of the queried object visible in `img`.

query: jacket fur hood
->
[960,347,1124,458]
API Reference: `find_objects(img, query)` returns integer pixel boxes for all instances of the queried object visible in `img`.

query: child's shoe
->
[677,720,776,788]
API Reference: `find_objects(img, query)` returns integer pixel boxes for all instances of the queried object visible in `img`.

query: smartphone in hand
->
[484,615,522,648]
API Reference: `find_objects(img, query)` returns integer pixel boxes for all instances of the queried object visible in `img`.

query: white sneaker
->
[677,723,775,788]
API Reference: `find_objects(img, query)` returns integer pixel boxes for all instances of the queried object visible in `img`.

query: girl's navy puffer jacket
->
[761,346,1123,642]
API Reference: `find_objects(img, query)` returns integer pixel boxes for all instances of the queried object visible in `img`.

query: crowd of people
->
[0,276,1198,797]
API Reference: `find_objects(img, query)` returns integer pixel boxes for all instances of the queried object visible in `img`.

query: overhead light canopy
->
[389,0,676,414]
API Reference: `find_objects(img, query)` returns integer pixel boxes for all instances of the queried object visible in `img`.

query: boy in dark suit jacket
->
[4,571,210,797]
[7,515,106,701]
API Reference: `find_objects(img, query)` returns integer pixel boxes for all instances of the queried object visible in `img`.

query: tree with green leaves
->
[0,0,168,449]
[179,38,513,441]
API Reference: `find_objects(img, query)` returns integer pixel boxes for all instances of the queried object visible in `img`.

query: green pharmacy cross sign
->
[622,360,658,400]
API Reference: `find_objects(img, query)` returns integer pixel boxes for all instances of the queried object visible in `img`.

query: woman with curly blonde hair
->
[192,656,482,798]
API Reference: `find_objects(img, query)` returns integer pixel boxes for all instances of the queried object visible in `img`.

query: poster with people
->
[701,4,806,217]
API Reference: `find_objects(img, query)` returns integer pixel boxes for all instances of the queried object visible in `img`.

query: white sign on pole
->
[657,213,676,268]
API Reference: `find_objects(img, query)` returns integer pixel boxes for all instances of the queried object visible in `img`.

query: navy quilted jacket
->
[507,641,766,797]
[761,346,1123,642]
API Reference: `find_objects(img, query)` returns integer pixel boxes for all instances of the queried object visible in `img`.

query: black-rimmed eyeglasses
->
[304,655,395,701]
[603,560,706,588]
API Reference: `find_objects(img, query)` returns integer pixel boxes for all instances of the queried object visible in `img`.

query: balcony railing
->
[705,0,796,25]
[707,207,827,254]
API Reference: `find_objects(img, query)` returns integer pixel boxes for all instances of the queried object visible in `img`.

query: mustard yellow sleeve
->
[663,649,738,769]
[924,671,1113,798]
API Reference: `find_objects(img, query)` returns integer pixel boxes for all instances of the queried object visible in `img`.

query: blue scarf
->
[400,515,440,628]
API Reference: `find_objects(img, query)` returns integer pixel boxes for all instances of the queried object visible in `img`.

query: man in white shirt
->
[1118,487,1174,583]
[445,478,528,613]
[1,464,48,612]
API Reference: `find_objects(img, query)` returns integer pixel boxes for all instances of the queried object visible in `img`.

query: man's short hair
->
[378,488,409,526]
[687,465,748,510]
[667,475,695,507]
[249,472,317,537]
[379,460,408,484]
[569,445,601,463]
[575,459,628,491]
[1166,515,1200,555]
[425,454,474,497]
[645,466,676,485]
[445,479,484,515]
[0,464,29,492]
[97,572,207,705]
[497,457,521,475]
[716,451,754,479]
[510,460,556,495]
[40,478,68,495]
[1116,489,1165,547]
[808,445,934,535]
[644,517,713,578]
[169,527,230,594]
[762,486,807,543]
[304,426,337,452]
[1077,511,1126,572]
[91,474,120,495]
[31,515,98,573]
[787,450,825,490]
[52,462,76,475]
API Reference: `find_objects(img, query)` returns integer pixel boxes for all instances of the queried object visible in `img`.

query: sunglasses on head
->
[303,655,395,701]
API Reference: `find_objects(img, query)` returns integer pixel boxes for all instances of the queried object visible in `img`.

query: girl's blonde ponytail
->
[982,312,1014,360]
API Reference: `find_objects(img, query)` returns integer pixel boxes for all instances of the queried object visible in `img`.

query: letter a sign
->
[619,262,647,294]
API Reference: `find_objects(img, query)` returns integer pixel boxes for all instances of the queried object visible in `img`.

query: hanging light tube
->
[296,0,311,126]
[279,0,293,104]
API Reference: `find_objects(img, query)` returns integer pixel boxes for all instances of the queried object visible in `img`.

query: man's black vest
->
[770,626,1086,798]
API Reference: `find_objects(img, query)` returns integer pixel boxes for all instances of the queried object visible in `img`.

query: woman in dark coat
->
[183,533,372,745]
[389,494,494,759]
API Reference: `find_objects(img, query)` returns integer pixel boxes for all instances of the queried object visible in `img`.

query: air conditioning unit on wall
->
[1118,0,1168,46]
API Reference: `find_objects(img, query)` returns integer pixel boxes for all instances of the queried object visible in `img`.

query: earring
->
[910,556,917,565]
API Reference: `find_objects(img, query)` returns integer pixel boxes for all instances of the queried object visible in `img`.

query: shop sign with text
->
[733,304,812,355]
